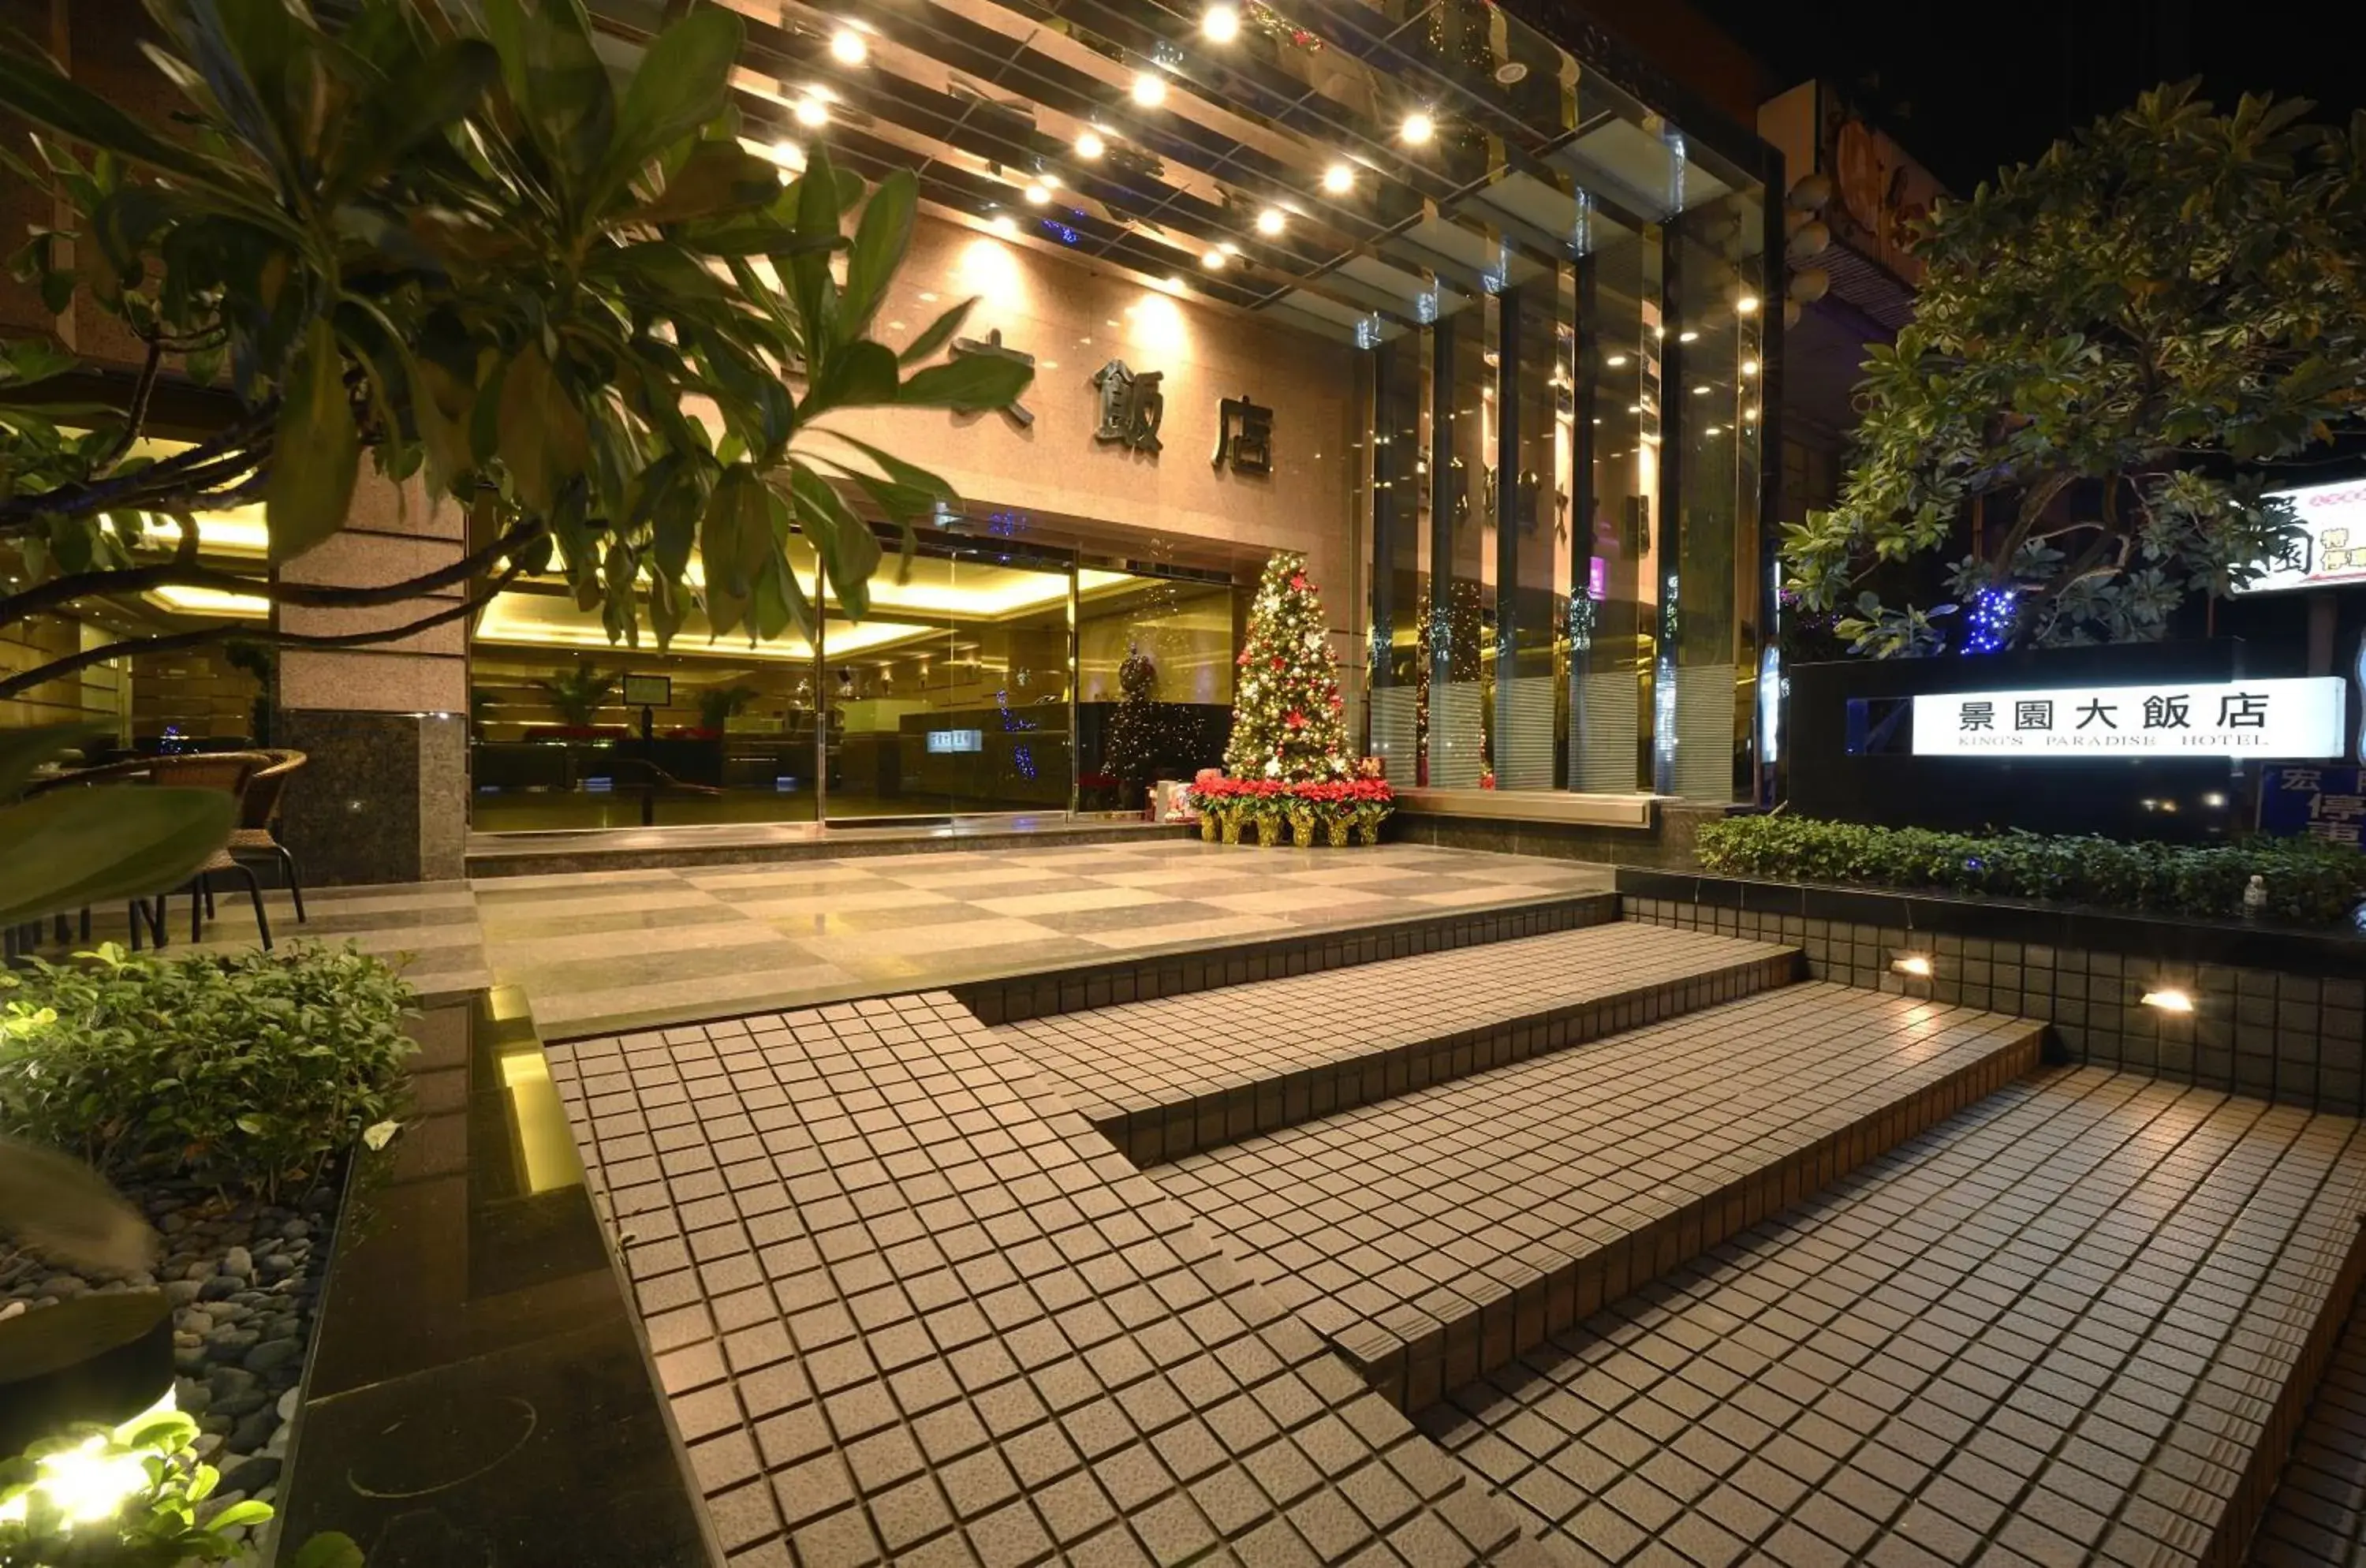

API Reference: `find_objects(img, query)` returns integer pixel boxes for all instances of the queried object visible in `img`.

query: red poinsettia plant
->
[1187,775,1393,820]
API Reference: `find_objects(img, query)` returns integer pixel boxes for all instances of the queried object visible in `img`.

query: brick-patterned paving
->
[1423,1069,2366,1568]
[1153,985,2044,1411]
[2256,1293,2366,1566]
[547,993,1564,1567]
[997,924,1798,1164]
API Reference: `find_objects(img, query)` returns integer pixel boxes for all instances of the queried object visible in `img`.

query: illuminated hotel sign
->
[927,729,983,755]
[1913,678,2347,759]
[2237,481,2366,594]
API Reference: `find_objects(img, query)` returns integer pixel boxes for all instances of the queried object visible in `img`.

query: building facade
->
[0,0,1782,878]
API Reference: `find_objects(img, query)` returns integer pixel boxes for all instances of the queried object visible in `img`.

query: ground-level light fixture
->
[1132,72,1167,107]
[1322,162,1356,194]
[1256,207,1286,236]
[1892,954,1934,978]
[2141,988,2196,1014]
[1201,4,1241,43]
[1076,129,1106,160]
[1401,110,1436,145]
[829,27,868,65]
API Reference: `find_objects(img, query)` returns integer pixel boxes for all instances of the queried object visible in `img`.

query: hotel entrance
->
[466,527,1245,834]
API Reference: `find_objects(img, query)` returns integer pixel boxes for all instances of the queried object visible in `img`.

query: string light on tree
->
[1965,586,2018,654]
[1225,552,1352,782]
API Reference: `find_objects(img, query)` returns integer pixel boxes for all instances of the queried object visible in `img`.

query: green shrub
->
[1694,815,2366,928]
[0,942,417,1198]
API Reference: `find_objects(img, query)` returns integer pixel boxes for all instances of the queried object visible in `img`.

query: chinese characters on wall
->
[2261,767,2365,849]
[1912,679,2348,759]
[956,336,1275,471]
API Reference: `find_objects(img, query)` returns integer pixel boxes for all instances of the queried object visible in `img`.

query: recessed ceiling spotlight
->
[829,28,868,65]
[1692,384,1710,395]
[1400,110,1435,145]
[1494,61,1528,85]
[1741,357,1760,378]
[989,214,1020,239]
[1322,162,1355,195]
[1605,353,1629,368]
[1736,293,1760,314]
[1076,129,1106,160]
[1744,406,1760,422]
[1202,4,1241,43]
[1132,72,1167,108]
[1024,182,1051,205]
[1626,402,1641,414]
[1678,329,1699,342]
[1201,248,1228,269]
[793,97,829,128]
[1256,207,1286,236]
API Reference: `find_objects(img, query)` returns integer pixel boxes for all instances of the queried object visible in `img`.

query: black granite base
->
[271,993,710,1567]
[278,711,467,887]
[1618,869,2366,1114]
[1388,799,1726,868]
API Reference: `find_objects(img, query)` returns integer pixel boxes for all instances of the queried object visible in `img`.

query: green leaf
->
[208,1499,275,1530]
[697,465,770,639]
[784,462,881,618]
[839,170,916,342]
[289,1533,366,1568]
[629,141,782,227]
[264,319,361,562]
[495,342,589,516]
[809,340,899,414]
[896,296,975,367]
[605,6,744,191]
[0,24,258,196]
[894,353,1032,412]
[482,0,614,196]
[0,786,234,928]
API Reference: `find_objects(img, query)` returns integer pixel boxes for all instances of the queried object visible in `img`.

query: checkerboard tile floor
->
[1421,1069,2366,1568]
[548,995,1560,1567]
[486,842,1610,1036]
[1149,986,2047,1409]
[995,923,1801,1164]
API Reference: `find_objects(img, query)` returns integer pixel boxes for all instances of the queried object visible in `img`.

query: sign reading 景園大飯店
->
[1913,678,2349,759]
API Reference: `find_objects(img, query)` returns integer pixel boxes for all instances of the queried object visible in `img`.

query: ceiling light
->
[1322,162,1355,195]
[988,214,1020,239]
[1024,182,1051,205]
[1741,357,1760,378]
[828,28,868,65]
[1651,323,1666,338]
[1201,4,1241,43]
[1736,293,1760,314]
[793,97,829,128]
[1678,329,1699,343]
[1076,129,1106,160]
[1132,72,1167,108]
[1692,384,1710,395]
[1743,406,1759,423]
[1256,207,1286,236]
[1626,402,1641,414]
[1605,353,1629,368]
[1400,110,1435,145]
[1200,248,1227,269]
[1891,954,1933,978]
[1704,425,1722,435]
[2141,988,2195,1014]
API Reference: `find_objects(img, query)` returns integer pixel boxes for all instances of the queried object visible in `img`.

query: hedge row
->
[1692,814,2366,928]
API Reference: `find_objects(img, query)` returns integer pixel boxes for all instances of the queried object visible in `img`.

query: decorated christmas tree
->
[1225,552,1352,782]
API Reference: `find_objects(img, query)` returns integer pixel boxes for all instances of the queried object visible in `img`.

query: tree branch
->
[0,517,549,628]
[0,566,528,702]
[88,337,164,475]
[0,405,278,530]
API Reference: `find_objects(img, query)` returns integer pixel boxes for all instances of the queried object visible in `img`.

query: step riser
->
[2215,1215,2366,1566]
[1369,1025,2047,1413]
[955,891,1619,1025]
[1106,950,1802,1166]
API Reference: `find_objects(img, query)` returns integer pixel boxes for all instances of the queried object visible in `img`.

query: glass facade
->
[1358,97,1770,805]
[466,537,1245,832]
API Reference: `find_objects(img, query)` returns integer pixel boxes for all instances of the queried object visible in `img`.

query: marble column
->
[273,478,469,887]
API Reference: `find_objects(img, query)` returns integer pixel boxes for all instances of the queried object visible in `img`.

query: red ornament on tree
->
[1286,711,1307,729]
[1289,573,1309,591]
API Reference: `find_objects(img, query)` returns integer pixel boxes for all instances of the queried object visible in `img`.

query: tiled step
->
[2252,1289,2366,1566]
[1422,1069,2366,1568]
[1151,984,2046,1410]
[996,921,1800,1164]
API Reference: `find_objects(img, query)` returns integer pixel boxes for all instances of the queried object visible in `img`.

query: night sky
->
[1690,0,2366,194]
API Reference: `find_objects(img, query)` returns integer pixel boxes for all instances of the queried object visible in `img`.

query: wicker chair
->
[227,749,308,924]
[147,752,276,949]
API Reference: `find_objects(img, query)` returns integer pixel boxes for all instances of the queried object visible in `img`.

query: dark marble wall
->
[278,711,468,887]
[1388,800,1726,868]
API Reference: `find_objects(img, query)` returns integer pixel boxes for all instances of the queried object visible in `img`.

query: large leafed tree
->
[0,0,1030,701]
[1782,84,2366,656]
